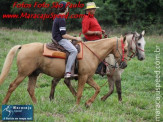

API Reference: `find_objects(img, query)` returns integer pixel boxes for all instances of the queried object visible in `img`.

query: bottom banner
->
[2,105,33,121]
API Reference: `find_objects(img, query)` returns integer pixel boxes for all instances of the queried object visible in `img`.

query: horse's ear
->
[123,36,126,43]
[121,35,126,44]
[123,36,128,48]
[142,30,145,36]
[135,31,139,36]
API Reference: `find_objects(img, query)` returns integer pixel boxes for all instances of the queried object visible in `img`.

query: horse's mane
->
[123,32,136,36]
[123,32,143,40]
[84,37,117,44]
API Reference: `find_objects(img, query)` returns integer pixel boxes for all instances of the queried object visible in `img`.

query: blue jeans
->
[58,39,78,73]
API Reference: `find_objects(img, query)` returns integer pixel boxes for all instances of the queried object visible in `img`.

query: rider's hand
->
[75,37,82,42]
[94,31,102,35]
[102,30,105,34]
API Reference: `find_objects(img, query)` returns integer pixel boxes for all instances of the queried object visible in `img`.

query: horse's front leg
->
[85,77,100,108]
[49,78,61,101]
[76,75,87,105]
[64,79,77,97]
[115,79,122,102]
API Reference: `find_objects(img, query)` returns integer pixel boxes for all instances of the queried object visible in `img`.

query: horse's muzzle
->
[137,52,145,61]
[138,56,145,61]
[119,61,127,69]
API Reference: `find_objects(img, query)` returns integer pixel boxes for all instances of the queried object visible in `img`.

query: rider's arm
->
[85,31,102,36]
[62,34,81,41]
[62,34,78,40]
[58,19,81,41]
[82,17,102,36]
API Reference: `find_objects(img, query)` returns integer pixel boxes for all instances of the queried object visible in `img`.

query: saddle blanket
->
[43,42,83,60]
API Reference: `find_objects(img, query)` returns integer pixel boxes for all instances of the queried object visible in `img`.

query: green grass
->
[0,28,163,122]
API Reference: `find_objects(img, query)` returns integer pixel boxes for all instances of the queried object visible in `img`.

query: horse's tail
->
[0,45,21,85]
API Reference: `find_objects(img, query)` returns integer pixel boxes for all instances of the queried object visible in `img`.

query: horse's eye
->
[138,43,141,46]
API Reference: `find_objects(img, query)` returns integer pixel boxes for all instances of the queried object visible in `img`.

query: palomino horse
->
[49,31,145,103]
[101,31,146,101]
[0,37,128,107]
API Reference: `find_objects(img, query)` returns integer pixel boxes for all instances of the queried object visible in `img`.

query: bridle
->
[104,38,126,77]
[128,33,145,60]
[116,38,126,61]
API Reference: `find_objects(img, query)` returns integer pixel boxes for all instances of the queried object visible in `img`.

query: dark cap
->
[59,1,67,9]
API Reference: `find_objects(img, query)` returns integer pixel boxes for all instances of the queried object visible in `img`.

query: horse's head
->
[135,31,146,60]
[113,36,128,69]
[126,31,146,61]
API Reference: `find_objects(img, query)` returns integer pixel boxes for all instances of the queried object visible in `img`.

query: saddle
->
[43,39,83,59]
[43,39,83,77]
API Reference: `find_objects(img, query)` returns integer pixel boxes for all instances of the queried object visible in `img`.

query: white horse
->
[101,30,146,101]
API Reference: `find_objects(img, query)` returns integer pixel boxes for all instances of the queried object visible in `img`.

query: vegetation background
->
[0,0,163,35]
[0,0,163,121]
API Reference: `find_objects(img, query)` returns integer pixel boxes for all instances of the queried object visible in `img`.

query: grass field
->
[0,28,162,122]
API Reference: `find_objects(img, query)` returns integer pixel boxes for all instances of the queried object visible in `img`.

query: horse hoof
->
[118,98,122,102]
[119,99,122,103]
[49,96,54,101]
[2,101,6,105]
[101,97,106,101]
[85,102,91,108]
[32,98,37,104]
[2,100,7,104]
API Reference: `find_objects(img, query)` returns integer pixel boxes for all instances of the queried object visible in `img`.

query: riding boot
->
[96,62,103,75]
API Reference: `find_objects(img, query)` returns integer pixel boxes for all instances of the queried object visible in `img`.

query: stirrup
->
[64,72,71,78]
[71,74,78,77]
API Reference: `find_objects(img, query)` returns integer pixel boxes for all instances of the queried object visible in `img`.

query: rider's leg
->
[58,39,78,78]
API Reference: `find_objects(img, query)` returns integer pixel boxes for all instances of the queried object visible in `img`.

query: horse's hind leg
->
[115,79,122,102]
[101,75,115,101]
[27,74,39,104]
[49,78,60,101]
[64,79,77,97]
[85,77,100,108]
[2,75,26,104]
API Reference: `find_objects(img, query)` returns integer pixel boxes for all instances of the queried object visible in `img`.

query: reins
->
[82,38,125,69]
[116,38,126,61]
[81,41,114,69]
[82,37,125,81]
[82,42,102,62]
